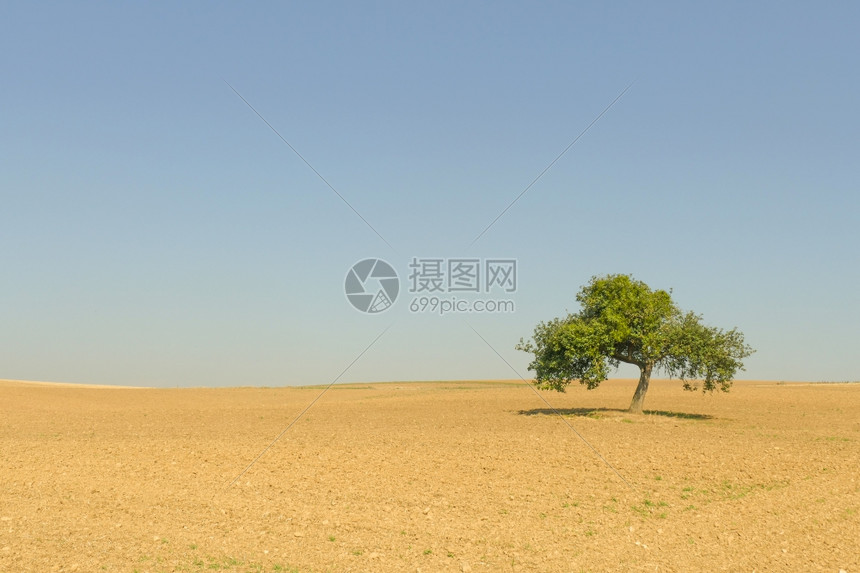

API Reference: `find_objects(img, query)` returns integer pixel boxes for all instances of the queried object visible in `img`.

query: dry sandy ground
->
[1,378,858,572]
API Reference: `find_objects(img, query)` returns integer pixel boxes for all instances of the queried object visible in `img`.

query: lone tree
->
[516,274,754,413]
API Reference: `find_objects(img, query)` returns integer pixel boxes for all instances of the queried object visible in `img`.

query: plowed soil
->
[1,378,858,572]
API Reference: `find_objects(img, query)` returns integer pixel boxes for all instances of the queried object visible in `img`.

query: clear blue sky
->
[2,1,858,386]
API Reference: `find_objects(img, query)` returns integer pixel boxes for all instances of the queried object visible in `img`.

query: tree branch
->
[611,351,643,369]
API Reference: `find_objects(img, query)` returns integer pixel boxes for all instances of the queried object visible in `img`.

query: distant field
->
[1,378,857,572]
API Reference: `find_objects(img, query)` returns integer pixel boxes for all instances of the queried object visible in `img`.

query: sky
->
[2,1,858,387]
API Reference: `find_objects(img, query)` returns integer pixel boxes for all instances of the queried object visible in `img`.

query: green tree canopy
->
[516,274,754,413]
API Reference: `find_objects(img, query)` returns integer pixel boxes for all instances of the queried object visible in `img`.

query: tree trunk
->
[629,363,653,414]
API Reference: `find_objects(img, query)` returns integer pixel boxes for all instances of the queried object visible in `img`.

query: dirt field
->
[1,378,858,572]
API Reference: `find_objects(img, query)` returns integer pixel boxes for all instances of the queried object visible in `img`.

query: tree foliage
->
[516,274,754,412]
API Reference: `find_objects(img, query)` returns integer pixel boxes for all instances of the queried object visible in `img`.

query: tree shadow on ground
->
[516,407,713,420]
